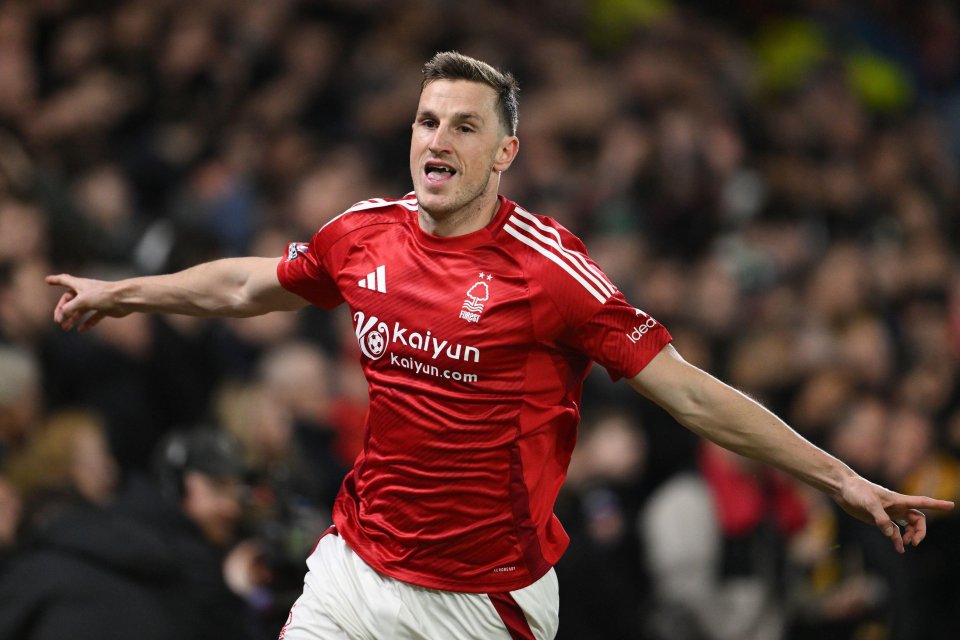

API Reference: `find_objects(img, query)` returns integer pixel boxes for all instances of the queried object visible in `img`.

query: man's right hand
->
[46,273,128,332]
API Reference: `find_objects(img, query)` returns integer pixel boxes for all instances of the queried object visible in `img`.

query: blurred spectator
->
[0,410,179,640]
[787,396,904,639]
[69,164,146,266]
[256,340,352,484]
[556,409,650,640]
[115,427,261,640]
[0,344,41,466]
[0,257,57,346]
[5,409,117,508]
[639,441,806,640]
[826,396,890,481]
[788,369,857,446]
[0,198,46,264]
[785,488,891,640]
[215,377,331,631]
[39,299,165,473]
[884,404,960,640]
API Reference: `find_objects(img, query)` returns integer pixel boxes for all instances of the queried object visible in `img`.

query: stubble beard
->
[418,170,497,230]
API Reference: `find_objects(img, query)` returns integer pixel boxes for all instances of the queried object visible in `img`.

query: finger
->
[61,295,85,317]
[899,518,913,546]
[903,509,927,546]
[871,509,904,554]
[60,311,79,331]
[892,495,955,512]
[888,496,952,548]
[78,311,106,332]
[61,309,87,332]
[61,295,102,323]
[887,520,905,554]
[46,274,82,295]
[53,292,75,323]
[45,274,74,288]
[889,521,904,554]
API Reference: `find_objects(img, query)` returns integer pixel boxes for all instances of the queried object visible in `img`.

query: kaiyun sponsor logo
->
[353,310,481,363]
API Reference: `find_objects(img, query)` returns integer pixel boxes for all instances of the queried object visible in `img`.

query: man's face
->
[410,79,517,222]
[182,471,243,546]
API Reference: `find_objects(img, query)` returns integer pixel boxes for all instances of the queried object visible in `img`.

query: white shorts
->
[278,528,559,640]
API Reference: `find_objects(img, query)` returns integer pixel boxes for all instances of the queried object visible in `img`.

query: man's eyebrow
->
[415,110,485,123]
[452,111,484,123]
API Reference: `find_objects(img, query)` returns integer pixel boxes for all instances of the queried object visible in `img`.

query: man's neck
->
[418,192,501,238]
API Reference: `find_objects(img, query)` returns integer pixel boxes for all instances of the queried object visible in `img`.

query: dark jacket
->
[0,498,183,640]
[113,475,260,640]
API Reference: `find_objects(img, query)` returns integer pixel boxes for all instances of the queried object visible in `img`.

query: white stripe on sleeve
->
[503,223,609,303]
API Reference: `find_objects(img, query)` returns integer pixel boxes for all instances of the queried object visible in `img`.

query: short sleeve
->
[507,208,671,377]
[565,292,672,381]
[276,238,343,309]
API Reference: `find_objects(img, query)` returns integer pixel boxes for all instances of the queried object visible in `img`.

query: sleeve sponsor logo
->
[285,242,310,261]
[626,308,658,344]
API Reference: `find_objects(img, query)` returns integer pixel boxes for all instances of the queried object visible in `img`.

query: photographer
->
[115,427,262,640]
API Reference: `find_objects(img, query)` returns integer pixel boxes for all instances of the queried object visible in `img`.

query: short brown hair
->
[421,51,520,136]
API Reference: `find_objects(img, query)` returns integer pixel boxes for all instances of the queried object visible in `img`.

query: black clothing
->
[0,479,261,640]
[0,499,182,640]
[114,475,260,640]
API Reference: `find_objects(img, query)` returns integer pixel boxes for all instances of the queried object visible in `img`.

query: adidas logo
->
[357,265,387,294]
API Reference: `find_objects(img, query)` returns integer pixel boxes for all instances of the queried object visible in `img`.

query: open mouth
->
[425,161,457,182]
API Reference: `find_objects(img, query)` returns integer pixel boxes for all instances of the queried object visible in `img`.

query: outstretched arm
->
[47,257,307,332]
[630,344,955,553]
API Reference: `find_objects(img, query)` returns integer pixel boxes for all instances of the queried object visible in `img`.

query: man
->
[116,428,260,640]
[47,52,953,640]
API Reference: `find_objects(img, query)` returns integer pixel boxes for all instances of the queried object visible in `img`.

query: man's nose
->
[428,125,452,152]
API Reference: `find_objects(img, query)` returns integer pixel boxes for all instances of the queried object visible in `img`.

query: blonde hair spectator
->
[7,409,118,506]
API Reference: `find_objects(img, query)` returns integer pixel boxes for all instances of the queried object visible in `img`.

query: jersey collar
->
[411,195,515,251]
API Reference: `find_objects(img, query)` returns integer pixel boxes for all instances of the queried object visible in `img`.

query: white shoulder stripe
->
[317,210,350,233]
[344,198,391,213]
[512,208,615,297]
[507,214,615,298]
[504,223,608,303]
[317,197,417,232]
[399,192,418,210]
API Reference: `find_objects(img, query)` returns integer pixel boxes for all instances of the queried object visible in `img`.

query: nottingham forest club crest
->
[459,272,493,324]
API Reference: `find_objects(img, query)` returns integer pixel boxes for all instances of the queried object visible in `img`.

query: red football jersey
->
[277,194,672,592]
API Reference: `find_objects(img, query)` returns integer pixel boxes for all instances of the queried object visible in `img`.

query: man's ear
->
[493,135,519,173]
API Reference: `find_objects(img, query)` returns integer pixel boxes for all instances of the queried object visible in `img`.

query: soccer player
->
[47,52,953,640]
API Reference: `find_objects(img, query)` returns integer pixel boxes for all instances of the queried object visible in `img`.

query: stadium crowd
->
[0,0,958,639]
